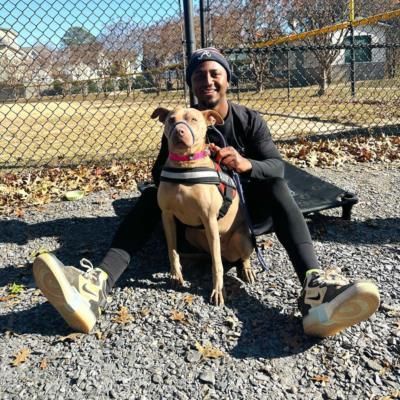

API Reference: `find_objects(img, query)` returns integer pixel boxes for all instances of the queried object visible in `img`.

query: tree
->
[286,0,397,95]
[286,0,351,95]
[208,0,286,92]
[99,21,142,94]
[141,19,185,94]
[61,26,97,47]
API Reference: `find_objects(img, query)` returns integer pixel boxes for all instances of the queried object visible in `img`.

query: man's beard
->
[199,98,219,109]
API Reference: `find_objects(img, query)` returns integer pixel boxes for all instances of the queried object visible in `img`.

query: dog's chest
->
[158,182,222,224]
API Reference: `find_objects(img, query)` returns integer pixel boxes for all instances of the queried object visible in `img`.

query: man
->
[33,48,380,337]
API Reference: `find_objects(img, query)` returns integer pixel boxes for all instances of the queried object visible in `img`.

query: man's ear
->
[151,107,171,124]
[202,110,224,126]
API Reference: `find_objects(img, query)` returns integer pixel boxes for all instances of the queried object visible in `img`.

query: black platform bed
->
[284,161,358,221]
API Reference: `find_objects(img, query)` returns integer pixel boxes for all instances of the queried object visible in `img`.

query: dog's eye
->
[169,116,176,124]
[191,117,198,122]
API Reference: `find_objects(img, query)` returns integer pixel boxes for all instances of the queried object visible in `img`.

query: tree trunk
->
[318,66,328,96]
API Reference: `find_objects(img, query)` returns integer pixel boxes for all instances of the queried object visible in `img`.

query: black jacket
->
[152,102,284,186]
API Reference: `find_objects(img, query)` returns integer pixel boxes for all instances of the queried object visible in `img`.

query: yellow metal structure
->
[253,8,400,48]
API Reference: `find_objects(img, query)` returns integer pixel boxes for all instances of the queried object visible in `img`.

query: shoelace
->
[80,258,98,280]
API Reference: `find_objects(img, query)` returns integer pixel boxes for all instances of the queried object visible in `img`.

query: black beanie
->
[186,47,231,87]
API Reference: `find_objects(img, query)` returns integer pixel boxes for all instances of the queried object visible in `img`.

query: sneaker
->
[298,268,380,337]
[33,253,108,333]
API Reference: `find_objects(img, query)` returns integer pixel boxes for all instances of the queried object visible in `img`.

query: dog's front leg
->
[203,217,225,306]
[161,211,184,286]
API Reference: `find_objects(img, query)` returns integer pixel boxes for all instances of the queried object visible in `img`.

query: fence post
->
[350,25,356,96]
[199,0,206,48]
[183,0,196,106]
[287,47,291,101]
[349,0,356,96]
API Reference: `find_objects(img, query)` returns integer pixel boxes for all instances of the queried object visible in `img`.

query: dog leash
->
[208,125,269,271]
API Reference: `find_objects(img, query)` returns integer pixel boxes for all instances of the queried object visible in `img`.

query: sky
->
[1,0,183,48]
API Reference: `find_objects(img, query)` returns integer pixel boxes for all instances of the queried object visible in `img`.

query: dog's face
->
[151,107,223,153]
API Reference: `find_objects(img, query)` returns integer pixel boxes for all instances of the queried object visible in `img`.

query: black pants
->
[100,177,319,291]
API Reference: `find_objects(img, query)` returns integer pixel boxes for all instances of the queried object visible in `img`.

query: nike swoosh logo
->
[306,293,322,302]
[82,282,98,298]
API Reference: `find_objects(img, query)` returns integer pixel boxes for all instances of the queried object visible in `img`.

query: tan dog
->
[151,106,255,305]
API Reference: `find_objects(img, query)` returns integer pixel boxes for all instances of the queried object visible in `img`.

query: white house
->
[0,28,54,99]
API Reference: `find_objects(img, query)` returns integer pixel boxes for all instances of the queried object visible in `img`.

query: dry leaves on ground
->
[280,135,400,168]
[57,333,84,342]
[195,342,224,359]
[1,136,398,215]
[11,348,30,367]
[112,306,134,325]
[183,295,194,305]
[39,358,48,370]
[311,374,330,383]
[170,310,186,323]
[0,159,154,215]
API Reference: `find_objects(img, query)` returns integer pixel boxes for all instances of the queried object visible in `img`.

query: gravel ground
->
[0,163,399,400]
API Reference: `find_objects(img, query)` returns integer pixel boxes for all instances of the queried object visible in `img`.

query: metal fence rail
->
[0,0,399,169]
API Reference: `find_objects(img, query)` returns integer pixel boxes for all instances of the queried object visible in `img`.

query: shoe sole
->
[33,253,96,333]
[303,281,380,337]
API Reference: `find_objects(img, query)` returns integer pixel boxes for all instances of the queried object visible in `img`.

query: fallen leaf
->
[14,208,24,218]
[260,239,273,249]
[94,331,103,340]
[170,310,185,322]
[9,282,25,295]
[39,358,48,369]
[113,306,134,324]
[183,295,194,305]
[12,348,30,367]
[195,342,224,359]
[378,391,400,400]
[58,333,84,342]
[140,307,150,317]
[311,374,330,383]
[0,294,17,302]
[29,247,50,260]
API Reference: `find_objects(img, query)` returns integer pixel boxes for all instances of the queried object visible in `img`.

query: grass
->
[0,80,399,168]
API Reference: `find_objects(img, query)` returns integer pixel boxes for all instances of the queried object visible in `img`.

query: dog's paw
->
[170,271,185,287]
[239,266,256,284]
[210,287,225,306]
[237,261,256,284]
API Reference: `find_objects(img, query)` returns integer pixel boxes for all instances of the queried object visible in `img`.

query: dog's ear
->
[202,110,224,126]
[151,107,171,123]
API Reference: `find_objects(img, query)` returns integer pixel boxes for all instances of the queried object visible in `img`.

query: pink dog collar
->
[169,149,210,162]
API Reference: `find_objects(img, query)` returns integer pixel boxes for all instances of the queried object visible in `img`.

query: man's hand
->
[209,143,252,173]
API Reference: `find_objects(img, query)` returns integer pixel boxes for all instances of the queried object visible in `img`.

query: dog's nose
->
[175,125,186,136]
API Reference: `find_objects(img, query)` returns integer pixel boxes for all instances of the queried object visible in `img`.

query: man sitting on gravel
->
[33,48,380,337]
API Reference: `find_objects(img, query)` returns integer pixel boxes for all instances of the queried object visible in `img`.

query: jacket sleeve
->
[241,110,284,180]
[151,134,168,186]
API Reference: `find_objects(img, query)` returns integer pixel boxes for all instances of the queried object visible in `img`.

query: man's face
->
[190,61,229,109]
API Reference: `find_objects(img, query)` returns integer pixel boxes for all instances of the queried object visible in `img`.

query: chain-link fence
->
[0,0,399,169]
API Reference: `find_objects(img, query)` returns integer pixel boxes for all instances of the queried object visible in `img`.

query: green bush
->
[71,81,82,94]
[52,80,64,95]
[87,80,98,93]
[133,75,150,89]
[103,79,114,92]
